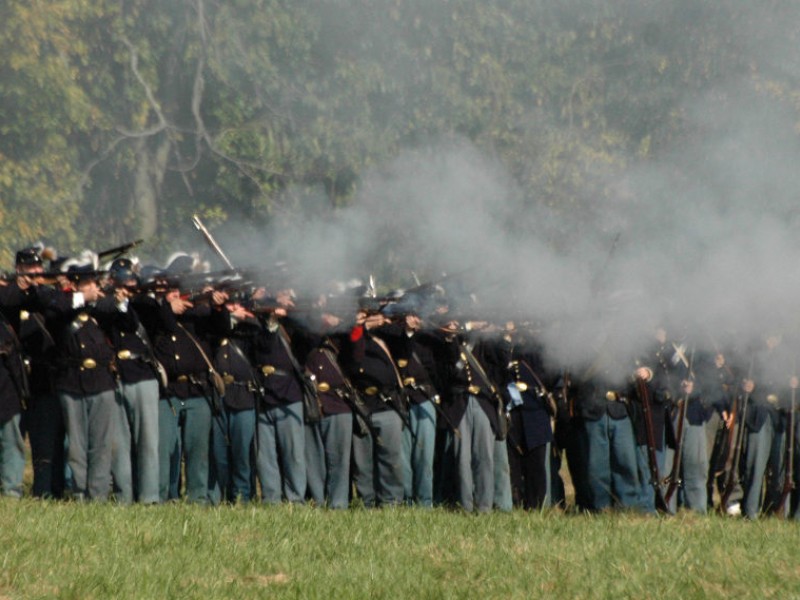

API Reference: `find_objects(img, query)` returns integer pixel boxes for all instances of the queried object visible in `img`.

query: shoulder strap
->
[176,321,219,374]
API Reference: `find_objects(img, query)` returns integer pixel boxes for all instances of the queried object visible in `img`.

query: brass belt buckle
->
[261,365,276,376]
[605,391,617,402]
[364,386,379,396]
[82,358,97,369]
[767,394,779,405]
[516,381,528,392]
[467,385,480,395]
[176,375,188,383]
[317,382,331,393]
[223,374,235,385]
[117,349,131,360]
[403,377,416,387]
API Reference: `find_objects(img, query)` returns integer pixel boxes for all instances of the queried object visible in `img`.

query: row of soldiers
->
[0,245,797,518]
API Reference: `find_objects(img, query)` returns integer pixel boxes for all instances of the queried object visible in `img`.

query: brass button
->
[20,310,30,321]
[605,391,618,402]
[82,358,97,369]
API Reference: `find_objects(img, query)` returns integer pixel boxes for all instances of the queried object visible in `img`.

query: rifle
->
[634,374,670,513]
[192,214,235,270]
[319,346,383,444]
[663,346,695,505]
[719,358,754,512]
[97,239,144,261]
[775,362,796,517]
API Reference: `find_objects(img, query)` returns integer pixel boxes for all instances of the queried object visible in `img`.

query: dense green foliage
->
[1,1,798,265]
[0,500,798,599]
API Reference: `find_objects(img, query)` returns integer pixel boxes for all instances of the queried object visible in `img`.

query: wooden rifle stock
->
[635,376,670,513]
[719,357,753,512]
[719,390,749,512]
[775,381,796,517]
[664,348,695,505]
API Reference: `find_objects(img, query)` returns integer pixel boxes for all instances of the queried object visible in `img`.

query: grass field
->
[0,500,797,600]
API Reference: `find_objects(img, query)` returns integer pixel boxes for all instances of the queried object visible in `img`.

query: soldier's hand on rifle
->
[210,289,228,306]
[114,285,132,304]
[742,379,755,394]
[405,314,421,331]
[166,290,192,315]
[681,379,694,396]
[790,376,799,390]
[635,367,653,382]
[228,303,254,321]
[321,313,341,329]
[275,289,295,308]
[364,313,388,330]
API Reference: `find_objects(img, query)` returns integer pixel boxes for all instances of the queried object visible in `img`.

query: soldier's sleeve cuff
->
[350,325,364,342]
[72,292,86,309]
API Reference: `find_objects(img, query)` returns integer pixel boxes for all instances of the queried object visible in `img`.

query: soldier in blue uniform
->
[342,310,406,507]
[304,331,355,509]
[495,325,555,509]
[741,332,796,518]
[151,262,230,503]
[42,262,119,501]
[95,260,162,503]
[209,302,261,503]
[249,292,315,504]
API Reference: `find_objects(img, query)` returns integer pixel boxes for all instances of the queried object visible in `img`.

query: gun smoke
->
[155,2,800,377]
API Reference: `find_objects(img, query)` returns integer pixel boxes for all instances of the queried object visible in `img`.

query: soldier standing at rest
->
[573,335,643,512]
[671,344,723,514]
[631,326,674,512]
[741,331,795,519]
[705,348,739,512]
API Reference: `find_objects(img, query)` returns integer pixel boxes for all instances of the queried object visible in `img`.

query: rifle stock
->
[635,376,670,513]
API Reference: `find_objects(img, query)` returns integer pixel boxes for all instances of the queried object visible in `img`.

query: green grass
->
[0,501,798,599]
